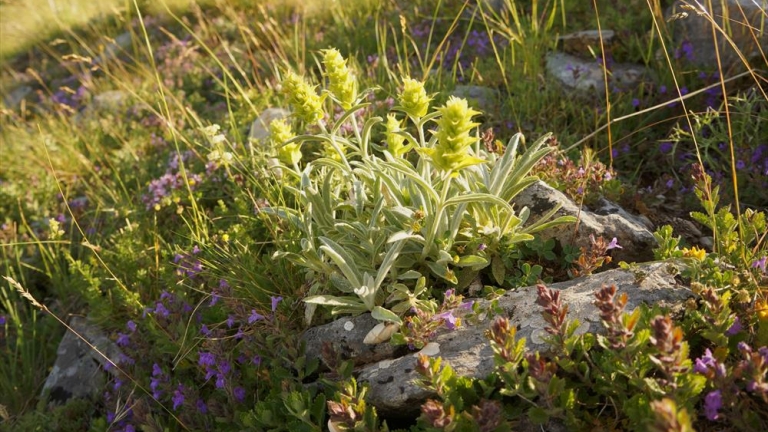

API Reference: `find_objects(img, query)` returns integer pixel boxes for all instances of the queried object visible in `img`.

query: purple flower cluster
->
[174,245,203,279]
[143,151,203,211]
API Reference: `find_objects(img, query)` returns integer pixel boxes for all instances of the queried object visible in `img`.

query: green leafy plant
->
[264,51,575,324]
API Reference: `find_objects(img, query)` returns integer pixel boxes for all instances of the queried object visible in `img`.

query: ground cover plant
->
[1,0,766,430]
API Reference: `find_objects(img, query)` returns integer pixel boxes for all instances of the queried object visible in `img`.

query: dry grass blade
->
[3,276,43,310]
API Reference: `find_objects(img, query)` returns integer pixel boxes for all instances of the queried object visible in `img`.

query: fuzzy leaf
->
[371,306,403,325]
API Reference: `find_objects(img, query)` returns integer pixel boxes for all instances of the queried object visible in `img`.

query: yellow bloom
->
[425,96,485,173]
[398,77,431,119]
[682,246,706,261]
[757,299,768,321]
[281,70,324,124]
[270,119,302,166]
[384,114,410,158]
[321,48,357,110]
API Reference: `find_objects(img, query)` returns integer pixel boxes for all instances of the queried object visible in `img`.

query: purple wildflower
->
[252,355,262,366]
[116,332,131,347]
[215,374,226,389]
[199,351,216,367]
[271,296,283,313]
[433,311,458,330]
[234,386,246,402]
[659,142,673,153]
[666,179,675,189]
[752,256,767,273]
[694,349,717,374]
[0,315,6,325]
[248,310,264,324]
[606,238,622,250]
[631,98,640,108]
[209,292,220,307]
[226,315,236,328]
[126,320,136,332]
[172,385,185,410]
[201,324,211,336]
[125,425,135,432]
[726,317,743,336]
[477,243,487,252]
[737,341,751,353]
[703,390,722,421]
[196,399,208,414]
[736,160,746,170]
[154,302,170,318]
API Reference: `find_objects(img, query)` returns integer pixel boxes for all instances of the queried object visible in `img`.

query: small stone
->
[417,342,440,357]
[343,320,355,331]
[249,108,291,143]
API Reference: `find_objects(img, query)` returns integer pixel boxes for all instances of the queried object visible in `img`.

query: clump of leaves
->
[263,49,575,324]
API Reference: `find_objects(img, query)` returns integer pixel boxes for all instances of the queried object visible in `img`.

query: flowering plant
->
[263,49,574,325]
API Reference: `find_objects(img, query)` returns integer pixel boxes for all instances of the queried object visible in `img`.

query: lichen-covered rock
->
[42,317,122,404]
[512,180,657,263]
[558,30,616,56]
[545,52,647,94]
[305,262,690,417]
[302,313,406,368]
[666,0,768,71]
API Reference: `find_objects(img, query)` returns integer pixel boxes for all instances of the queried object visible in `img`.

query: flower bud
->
[270,119,301,166]
[398,77,431,119]
[384,114,409,158]
[321,48,357,110]
[426,96,484,172]
[281,70,324,124]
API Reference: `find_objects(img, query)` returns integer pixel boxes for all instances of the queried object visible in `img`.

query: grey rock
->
[666,0,768,70]
[2,85,33,109]
[355,261,690,417]
[450,85,498,113]
[91,90,129,112]
[249,108,291,143]
[559,30,616,56]
[302,314,406,368]
[545,52,647,94]
[42,317,122,404]
[513,180,657,263]
[94,32,133,65]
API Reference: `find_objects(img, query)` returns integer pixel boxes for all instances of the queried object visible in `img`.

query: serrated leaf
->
[528,407,550,425]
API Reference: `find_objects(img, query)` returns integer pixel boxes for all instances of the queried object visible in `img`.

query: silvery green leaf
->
[371,306,403,325]
[398,270,422,280]
[388,231,420,243]
[427,261,457,284]
[330,272,355,293]
[375,238,407,290]
[319,237,362,287]
[455,255,489,270]
[436,250,453,264]
[304,295,364,307]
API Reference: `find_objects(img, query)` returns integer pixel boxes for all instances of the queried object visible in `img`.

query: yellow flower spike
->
[270,119,302,166]
[321,48,357,110]
[384,114,410,158]
[757,299,768,321]
[281,70,325,124]
[425,96,485,173]
[398,77,431,119]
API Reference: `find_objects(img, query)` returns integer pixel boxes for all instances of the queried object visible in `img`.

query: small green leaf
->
[528,407,550,425]
[491,255,506,285]
[455,255,488,269]
[371,306,403,325]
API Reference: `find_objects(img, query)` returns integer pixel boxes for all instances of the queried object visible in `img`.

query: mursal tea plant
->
[262,48,574,326]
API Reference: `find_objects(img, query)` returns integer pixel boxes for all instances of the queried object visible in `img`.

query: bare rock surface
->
[666,0,768,70]
[302,313,405,367]
[306,262,690,417]
[558,30,616,56]
[512,180,657,263]
[42,317,122,404]
[545,52,647,94]
[450,85,499,113]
